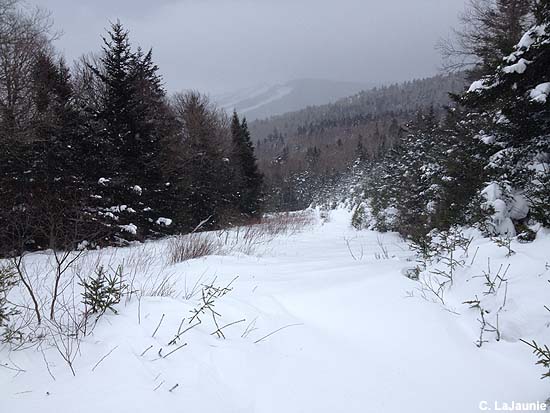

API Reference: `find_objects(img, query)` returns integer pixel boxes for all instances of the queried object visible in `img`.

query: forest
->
[0,2,263,255]
[352,0,550,242]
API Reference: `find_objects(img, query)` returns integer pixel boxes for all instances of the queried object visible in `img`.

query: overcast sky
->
[39,0,467,94]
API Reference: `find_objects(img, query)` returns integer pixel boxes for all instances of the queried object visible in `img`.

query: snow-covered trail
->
[1,209,547,413]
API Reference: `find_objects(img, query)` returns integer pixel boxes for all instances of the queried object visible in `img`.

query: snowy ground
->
[1,209,549,412]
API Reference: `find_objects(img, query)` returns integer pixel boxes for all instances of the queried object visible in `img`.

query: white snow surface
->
[530,82,550,103]
[468,79,490,93]
[481,182,518,235]
[503,58,530,75]
[1,209,550,412]
[119,223,138,235]
[156,217,173,227]
[518,24,548,50]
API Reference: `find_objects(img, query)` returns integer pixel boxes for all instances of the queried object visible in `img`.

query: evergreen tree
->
[463,0,550,227]
[231,112,263,216]
[439,0,534,79]
[0,52,99,253]
[355,134,367,162]
[85,22,176,242]
[29,54,96,248]
[90,21,135,170]
[168,92,235,230]
[359,106,491,239]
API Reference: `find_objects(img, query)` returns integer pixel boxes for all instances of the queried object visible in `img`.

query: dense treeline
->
[250,74,467,211]
[0,2,263,255]
[353,0,550,242]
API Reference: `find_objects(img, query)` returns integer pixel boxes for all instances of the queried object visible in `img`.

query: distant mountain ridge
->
[249,73,468,140]
[214,78,372,120]
[247,72,468,211]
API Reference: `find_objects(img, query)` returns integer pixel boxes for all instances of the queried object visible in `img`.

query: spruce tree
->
[0,52,101,253]
[231,112,263,216]
[86,22,176,242]
[440,0,534,79]
[355,134,367,162]
[168,92,235,230]
[463,0,550,227]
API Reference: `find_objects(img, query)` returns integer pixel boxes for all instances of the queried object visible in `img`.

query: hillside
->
[250,73,466,140]
[250,73,468,211]
[214,78,371,121]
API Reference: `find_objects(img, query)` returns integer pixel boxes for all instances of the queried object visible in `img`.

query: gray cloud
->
[41,0,467,94]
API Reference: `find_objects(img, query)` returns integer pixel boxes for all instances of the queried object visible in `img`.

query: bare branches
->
[50,249,85,320]
[254,323,303,344]
[168,320,200,346]
[168,233,219,264]
[211,318,246,339]
[39,342,55,381]
[0,360,25,374]
[162,343,187,359]
[474,258,509,296]
[344,237,364,261]
[49,322,79,376]
[416,274,448,305]
[437,0,534,77]
[0,0,57,139]
[151,313,165,338]
[10,255,41,325]
[140,345,153,357]
[241,317,258,339]
[188,277,237,326]
[91,345,118,372]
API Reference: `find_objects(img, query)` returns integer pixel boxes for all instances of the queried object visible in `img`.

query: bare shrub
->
[167,211,316,263]
[45,303,86,376]
[492,235,516,257]
[183,272,205,300]
[139,270,178,298]
[257,211,315,236]
[167,233,220,264]
[409,229,473,304]
[375,235,392,260]
[166,277,240,347]
[10,254,43,327]
[344,237,364,261]
[220,211,316,255]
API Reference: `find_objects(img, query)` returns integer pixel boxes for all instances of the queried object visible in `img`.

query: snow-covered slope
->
[214,79,370,120]
[1,209,549,412]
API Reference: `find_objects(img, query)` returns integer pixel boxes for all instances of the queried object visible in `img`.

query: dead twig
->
[92,346,119,372]
[254,323,304,344]
[151,314,165,338]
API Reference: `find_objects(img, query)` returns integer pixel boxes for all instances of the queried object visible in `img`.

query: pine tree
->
[124,46,176,234]
[85,22,176,242]
[432,108,493,230]
[359,105,491,239]
[30,54,97,248]
[168,92,235,230]
[0,52,99,253]
[439,0,534,79]
[463,0,550,227]
[231,112,263,216]
[90,20,135,170]
[355,134,366,162]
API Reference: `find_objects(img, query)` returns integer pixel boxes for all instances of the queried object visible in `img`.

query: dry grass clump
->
[167,233,221,265]
[167,211,316,264]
